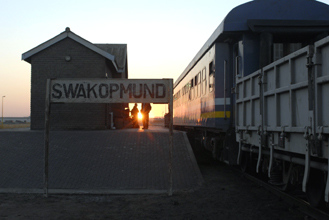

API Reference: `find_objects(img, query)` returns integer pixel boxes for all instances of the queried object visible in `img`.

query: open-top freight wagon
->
[173,0,329,207]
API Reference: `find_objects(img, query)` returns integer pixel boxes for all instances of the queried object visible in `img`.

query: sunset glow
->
[4,0,329,117]
[138,112,143,119]
[129,103,168,119]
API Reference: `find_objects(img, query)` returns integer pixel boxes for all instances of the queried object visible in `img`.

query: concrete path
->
[0,126,203,194]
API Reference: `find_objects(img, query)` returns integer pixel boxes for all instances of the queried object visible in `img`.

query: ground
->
[0,160,305,220]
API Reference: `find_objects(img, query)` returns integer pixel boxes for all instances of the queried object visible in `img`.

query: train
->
[173,0,329,207]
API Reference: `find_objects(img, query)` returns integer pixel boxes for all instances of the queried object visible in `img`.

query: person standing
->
[130,103,139,128]
[141,103,151,129]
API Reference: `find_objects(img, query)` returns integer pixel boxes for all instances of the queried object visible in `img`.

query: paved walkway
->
[0,126,203,194]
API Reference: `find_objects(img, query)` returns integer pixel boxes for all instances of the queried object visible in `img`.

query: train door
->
[214,43,231,130]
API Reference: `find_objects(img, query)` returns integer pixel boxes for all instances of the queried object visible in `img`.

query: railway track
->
[237,169,329,220]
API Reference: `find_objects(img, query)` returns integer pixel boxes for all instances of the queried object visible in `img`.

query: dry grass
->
[0,123,30,129]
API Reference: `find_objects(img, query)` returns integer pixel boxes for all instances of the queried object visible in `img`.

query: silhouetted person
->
[141,103,151,129]
[131,103,139,128]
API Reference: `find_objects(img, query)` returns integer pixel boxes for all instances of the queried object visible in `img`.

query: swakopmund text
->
[49,79,172,103]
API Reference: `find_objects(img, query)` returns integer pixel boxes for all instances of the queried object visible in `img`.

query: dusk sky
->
[1,0,329,118]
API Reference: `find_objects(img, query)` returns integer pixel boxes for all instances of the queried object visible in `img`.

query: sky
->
[1,0,329,118]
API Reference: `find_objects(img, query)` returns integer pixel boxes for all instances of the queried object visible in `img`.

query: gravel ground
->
[0,158,306,220]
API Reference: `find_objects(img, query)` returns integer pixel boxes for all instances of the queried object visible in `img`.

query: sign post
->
[168,80,173,196]
[44,79,51,196]
[44,78,173,196]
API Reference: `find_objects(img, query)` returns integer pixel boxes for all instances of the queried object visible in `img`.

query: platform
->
[0,126,203,194]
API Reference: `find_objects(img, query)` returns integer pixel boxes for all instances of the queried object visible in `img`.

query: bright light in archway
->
[138,112,143,119]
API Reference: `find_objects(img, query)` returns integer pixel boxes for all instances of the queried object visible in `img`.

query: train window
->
[235,56,241,77]
[197,72,201,97]
[202,68,206,95]
[289,43,302,53]
[194,75,198,98]
[273,44,283,61]
[209,74,214,92]
[185,85,188,103]
[190,79,194,100]
[234,44,242,78]
[273,43,302,61]
[185,83,189,102]
[209,61,215,74]
[209,62,215,92]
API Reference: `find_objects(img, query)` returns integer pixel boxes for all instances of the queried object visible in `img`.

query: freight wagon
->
[173,0,329,207]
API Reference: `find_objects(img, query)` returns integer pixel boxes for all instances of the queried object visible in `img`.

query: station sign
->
[49,78,172,104]
[44,77,174,197]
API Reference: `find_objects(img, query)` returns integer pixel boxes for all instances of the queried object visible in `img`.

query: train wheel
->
[210,137,223,160]
[240,151,256,174]
[306,168,326,208]
[281,161,293,192]
[240,150,249,173]
[259,156,270,180]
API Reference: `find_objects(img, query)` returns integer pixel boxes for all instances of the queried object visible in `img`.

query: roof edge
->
[174,20,225,87]
[68,32,115,62]
[22,31,67,61]
[22,28,119,71]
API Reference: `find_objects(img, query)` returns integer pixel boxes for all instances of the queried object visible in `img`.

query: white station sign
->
[44,77,174,196]
[49,78,172,104]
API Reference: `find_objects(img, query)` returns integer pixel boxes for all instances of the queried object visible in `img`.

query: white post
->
[44,79,51,197]
[1,96,5,128]
[168,79,173,196]
[109,112,115,129]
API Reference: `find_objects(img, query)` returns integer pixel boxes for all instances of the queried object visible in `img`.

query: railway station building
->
[22,27,128,130]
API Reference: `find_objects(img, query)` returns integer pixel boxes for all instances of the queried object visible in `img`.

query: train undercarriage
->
[239,145,328,208]
[177,125,328,208]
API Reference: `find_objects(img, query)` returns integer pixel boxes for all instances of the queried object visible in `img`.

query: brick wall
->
[30,38,116,130]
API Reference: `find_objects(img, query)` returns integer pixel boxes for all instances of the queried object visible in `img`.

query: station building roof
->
[94,44,127,70]
[22,27,127,73]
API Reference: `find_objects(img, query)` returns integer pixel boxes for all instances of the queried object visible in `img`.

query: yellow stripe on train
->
[201,111,231,118]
